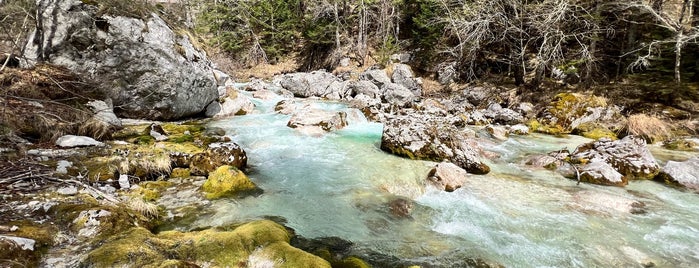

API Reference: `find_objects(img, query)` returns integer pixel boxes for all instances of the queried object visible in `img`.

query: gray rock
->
[464,110,489,125]
[252,89,281,100]
[287,109,347,132]
[571,136,659,180]
[391,64,421,97]
[244,78,268,91]
[427,162,469,192]
[509,124,530,135]
[382,83,415,108]
[437,62,457,85]
[205,93,255,118]
[23,1,218,120]
[55,135,104,148]
[463,87,495,107]
[274,99,298,115]
[56,160,73,174]
[515,102,536,118]
[381,113,490,174]
[0,235,35,251]
[360,69,392,88]
[278,71,340,98]
[483,103,524,125]
[577,160,627,186]
[149,124,169,142]
[212,69,231,86]
[348,80,381,99]
[657,157,699,192]
[118,174,130,189]
[390,53,411,63]
[325,80,352,100]
[486,125,509,141]
[56,186,78,196]
[86,100,122,128]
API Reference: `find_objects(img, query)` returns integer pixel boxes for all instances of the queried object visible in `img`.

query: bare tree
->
[621,0,698,84]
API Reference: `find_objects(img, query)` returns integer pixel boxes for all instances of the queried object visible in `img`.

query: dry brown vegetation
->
[0,64,108,144]
[625,114,672,143]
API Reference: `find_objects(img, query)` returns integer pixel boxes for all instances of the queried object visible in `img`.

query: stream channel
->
[201,89,699,267]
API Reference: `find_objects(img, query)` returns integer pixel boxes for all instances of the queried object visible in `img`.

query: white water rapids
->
[199,90,699,267]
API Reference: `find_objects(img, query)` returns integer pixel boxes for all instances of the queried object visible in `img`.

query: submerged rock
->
[23,0,218,120]
[656,157,699,192]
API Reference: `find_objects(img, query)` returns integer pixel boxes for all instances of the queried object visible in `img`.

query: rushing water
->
[203,90,699,267]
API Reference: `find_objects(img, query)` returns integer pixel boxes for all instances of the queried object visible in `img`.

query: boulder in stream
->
[656,157,699,192]
[201,165,257,200]
[381,113,490,174]
[427,162,469,192]
[288,109,348,132]
[570,136,659,180]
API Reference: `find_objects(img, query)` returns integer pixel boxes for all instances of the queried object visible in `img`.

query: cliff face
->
[23,0,217,120]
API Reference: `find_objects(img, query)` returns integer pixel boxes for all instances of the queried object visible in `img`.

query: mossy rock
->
[201,165,257,200]
[84,220,331,267]
[663,139,698,151]
[572,122,617,140]
[0,221,57,268]
[332,256,372,268]
[170,168,191,178]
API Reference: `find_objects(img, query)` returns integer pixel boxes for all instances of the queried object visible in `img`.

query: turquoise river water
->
[203,90,699,267]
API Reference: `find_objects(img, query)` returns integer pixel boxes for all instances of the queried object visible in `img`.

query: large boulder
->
[360,69,392,88]
[391,64,421,97]
[205,91,255,118]
[381,113,490,174]
[382,83,416,108]
[656,157,699,192]
[576,160,628,187]
[348,80,381,99]
[278,71,341,98]
[23,0,218,120]
[570,136,660,180]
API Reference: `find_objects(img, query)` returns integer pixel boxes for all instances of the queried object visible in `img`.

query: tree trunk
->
[675,33,683,84]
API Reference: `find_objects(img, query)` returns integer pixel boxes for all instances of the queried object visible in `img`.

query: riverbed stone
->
[188,142,248,176]
[486,125,509,141]
[577,160,628,187]
[391,64,421,97]
[348,80,382,99]
[205,91,255,118]
[570,136,659,180]
[427,162,469,192]
[382,83,416,108]
[278,71,340,98]
[360,69,392,88]
[656,157,699,192]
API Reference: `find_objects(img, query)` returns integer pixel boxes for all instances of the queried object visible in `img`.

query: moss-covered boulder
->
[189,142,248,176]
[201,165,257,200]
[82,220,331,267]
[534,93,623,136]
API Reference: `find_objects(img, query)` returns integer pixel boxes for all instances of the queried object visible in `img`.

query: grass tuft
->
[625,114,671,143]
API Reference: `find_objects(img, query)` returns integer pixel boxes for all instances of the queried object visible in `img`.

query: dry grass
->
[133,155,172,177]
[236,57,300,81]
[625,114,672,142]
[126,198,160,218]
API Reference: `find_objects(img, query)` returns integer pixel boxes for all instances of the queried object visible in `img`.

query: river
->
[202,90,699,267]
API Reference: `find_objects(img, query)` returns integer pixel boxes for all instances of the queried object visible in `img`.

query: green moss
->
[170,134,194,143]
[170,168,191,178]
[201,166,257,200]
[663,139,698,151]
[136,135,155,145]
[573,123,617,140]
[332,256,372,268]
[85,220,329,267]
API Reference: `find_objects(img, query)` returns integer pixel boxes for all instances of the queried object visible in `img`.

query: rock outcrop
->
[23,0,218,120]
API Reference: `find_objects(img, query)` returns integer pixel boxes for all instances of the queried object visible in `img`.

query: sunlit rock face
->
[23,0,217,120]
